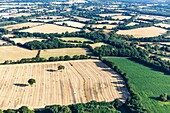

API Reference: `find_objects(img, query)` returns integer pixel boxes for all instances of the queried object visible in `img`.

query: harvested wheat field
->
[92,24,117,29]
[161,57,170,61]
[117,26,167,38]
[20,24,80,34]
[10,38,44,44]
[97,20,121,24]
[0,46,37,63]
[0,40,7,45]
[2,22,43,31]
[0,59,129,109]
[159,42,170,45]
[40,48,90,59]
[155,23,170,28]
[90,42,108,48]
[73,16,90,22]
[99,13,122,17]
[30,16,64,22]
[126,22,139,26]
[2,34,14,38]
[137,14,168,21]
[60,37,91,42]
[112,16,131,20]
[55,21,85,28]
[103,29,112,34]
[3,13,31,18]
[0,47,90,63]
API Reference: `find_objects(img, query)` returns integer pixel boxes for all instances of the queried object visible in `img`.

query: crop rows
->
[0,60,128,109]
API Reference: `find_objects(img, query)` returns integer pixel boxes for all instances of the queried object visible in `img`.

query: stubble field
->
[20,24,80,34]
[0,46,90,63]
[117,26,167,38]
[0,40,8,45]
[2,22,43,31]
[112,16,131,20]
[155,23,170,28]
[0,46,37,63]
[0,60,128,109]
[40,48,90,58]
[73,16,90,22]
[10,38,44,44]
[92,24,117,29]
[90,42,108,48]
[55,21,85,28]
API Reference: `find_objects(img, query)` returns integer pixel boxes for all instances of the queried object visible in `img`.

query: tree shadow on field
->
[149,97,160,101]
[46,69,57,72]
[14,83,28,87]
[111,76,122,80]
[102,68,115,73]
[94,61,116,74]
[114,85,129,100]
[111,81,124,84]
[94,61,108,68]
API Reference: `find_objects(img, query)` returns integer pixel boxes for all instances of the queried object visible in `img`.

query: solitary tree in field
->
[28,79,36,87]
[159,93,168,102]
[58,65,65,70]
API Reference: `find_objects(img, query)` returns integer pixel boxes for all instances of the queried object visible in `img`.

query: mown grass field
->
[105,57,170,113]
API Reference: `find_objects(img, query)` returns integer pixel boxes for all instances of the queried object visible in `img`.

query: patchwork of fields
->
[0,2,169,112]
[0,60,128,109]
[106,57,170,113]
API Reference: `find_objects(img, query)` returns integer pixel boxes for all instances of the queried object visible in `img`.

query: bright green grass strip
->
[106,57,170,113]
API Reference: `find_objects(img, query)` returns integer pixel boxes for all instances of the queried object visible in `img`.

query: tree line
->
[60,39,94,44]
[102,59,148,113]
[118,22,153,30]
[3,54,91,65]
[159,93,170,102]
[19,38,90,50]
[0,100,122,113]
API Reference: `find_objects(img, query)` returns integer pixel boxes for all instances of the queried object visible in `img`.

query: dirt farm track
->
[0,60,128,109]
